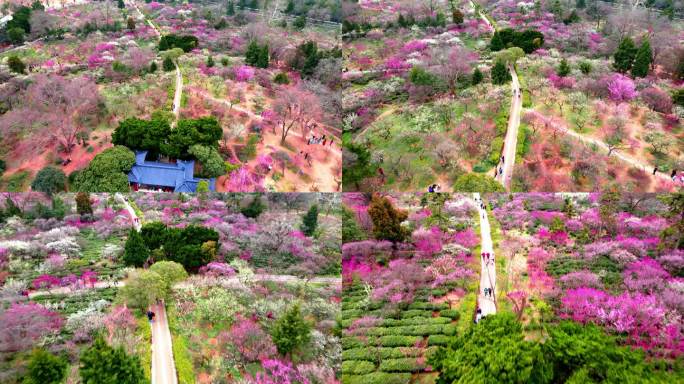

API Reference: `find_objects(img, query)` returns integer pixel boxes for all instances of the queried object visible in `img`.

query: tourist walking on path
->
[672,170,677,181]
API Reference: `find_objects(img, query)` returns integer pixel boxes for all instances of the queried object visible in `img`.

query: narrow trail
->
[474,193,497,317]
[150,303,178,384]
[497,65,522,190]
[470,1,520,191]
[116,192,141,231]
[530,109,679,186]
[130,1,182,125]
[116,191,177,384]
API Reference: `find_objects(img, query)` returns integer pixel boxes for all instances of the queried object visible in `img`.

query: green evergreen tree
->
[245,40,260,66]
[613,37,637,73]
[342,206,366,243]
[79,337,146,384]
[24,349,67,384]
[226,1,235,16]
[249,0,258,9]
[576,0,586,7]
[300,204,319,237]
[257,44,269,68]
[578,61,592,74]
[490,31,504,51]
[293,15,306,30]
[7,55,26,74]
[397,13,407,28]
[123,229,150,267]
[7,27,25,44]
[206,55,215,68]
[162,56,175,71]
[149,61,158,72]
[238,0,247,10]
[75,192,93,216]
[557,58,571,77]
[471,67,483,85]
[270,303,311,357]
[31,166,67,195]
[117,0,125,9]
[631,39,651,78]
[284,0,295,13]
[241,195,265,218]
[491,60,511,85]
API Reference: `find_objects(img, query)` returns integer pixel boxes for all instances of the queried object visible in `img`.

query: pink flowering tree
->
[607,74,637,103]
[0,303,63,353]
[219,316,277,363]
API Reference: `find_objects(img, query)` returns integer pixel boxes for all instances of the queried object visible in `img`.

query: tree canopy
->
[158,34,198,52]
[79,337,146,384]
[72,146,136,192]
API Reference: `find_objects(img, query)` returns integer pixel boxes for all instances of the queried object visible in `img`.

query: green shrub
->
[379,358,426,373]
[400,310,432,319]
[431,288,447,297]
[342,337,366,350]
[377,335,421,347]
[273,72,290,84]
[383,317,451,327]
[407,302,448,311]
[472,163,488,173]
[439,309,460,320]
[443,324,458,335]
[341,372,411,384]
[427,334,451,346]
[341,360,376,375]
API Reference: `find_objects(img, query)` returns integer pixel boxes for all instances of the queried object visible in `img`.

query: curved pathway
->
[116,192,142,231]
[474,193,497,317]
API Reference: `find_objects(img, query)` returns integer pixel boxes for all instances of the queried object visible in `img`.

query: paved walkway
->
[497,65,522,190]
[116,193,142,231]
[474,193,497,317]
[150,303,177,384]
[470,1,520,191]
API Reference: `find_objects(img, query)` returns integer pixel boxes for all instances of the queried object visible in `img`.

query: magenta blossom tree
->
[0,303,63,353]
[607,74,637,103]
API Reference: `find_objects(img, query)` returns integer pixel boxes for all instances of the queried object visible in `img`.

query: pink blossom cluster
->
[221,316,277,362]
[32,270,98,290]
[412,226,444,258]
[560,287,683,356]
[199,262,236,277]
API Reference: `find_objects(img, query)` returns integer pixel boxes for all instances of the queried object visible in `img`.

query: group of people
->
[483,287,494,298]
[427,184,442,193]
[652,167,681,181]
[481,251,494,265]
[493,155,504,179]
[307,133,333,147]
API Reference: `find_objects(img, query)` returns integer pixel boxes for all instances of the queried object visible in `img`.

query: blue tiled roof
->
[128,150,216,192]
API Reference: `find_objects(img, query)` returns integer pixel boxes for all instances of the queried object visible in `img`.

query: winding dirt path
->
[474,193,497,317]
[537,111,679,186]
